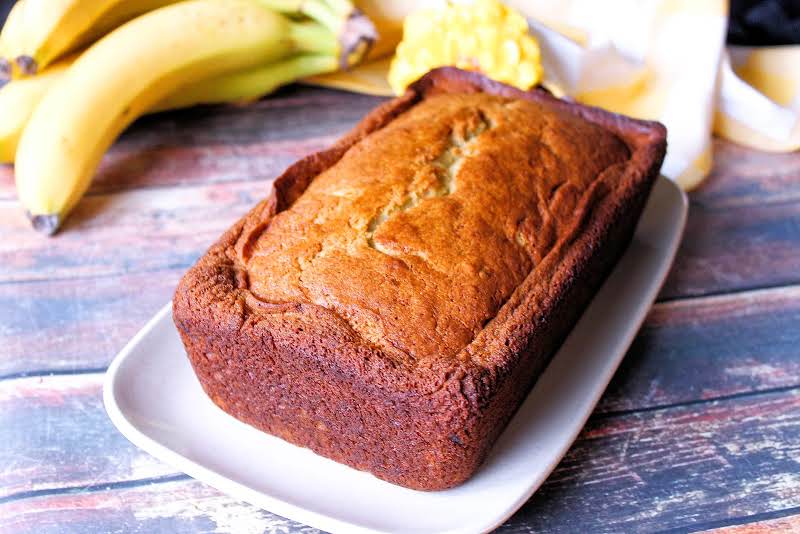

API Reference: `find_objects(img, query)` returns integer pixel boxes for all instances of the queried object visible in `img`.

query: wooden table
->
[1,85,799,533]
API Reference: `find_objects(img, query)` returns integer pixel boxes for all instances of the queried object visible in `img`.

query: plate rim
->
[104,176,688,534]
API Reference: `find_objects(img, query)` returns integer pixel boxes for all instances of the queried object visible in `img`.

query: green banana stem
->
[152,54,340,111]
[253,0,337,31]
[289,21,339,57]
[321,0,353,18]
[338,10,377,69]
[253,0,338,31]
[254,0,376,69]
[16,56,38,76]
[299,0,342,35]
[251,0,304,14]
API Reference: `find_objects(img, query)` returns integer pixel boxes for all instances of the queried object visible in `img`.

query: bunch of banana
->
[0,0,185,77]
[0,0,376,234]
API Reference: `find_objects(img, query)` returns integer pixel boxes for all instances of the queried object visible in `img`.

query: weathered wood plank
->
[499,388,800,533]
[2,374,798,533]
[0,86,385,200]
[692,138,800,209]
[0,478,318,534]
[0,374,173,500]
[0,271,179,377]
[0,180,264,284]
[703,514,800,533]
[660,200,800,299]
[1,87,798,297]
[597,285,800,414]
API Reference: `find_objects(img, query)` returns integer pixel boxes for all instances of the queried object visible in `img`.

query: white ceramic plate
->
[105,176,687,534]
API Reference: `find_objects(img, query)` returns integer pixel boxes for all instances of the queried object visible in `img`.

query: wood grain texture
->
[499,388,800,533]
[0,478,318,534]
[2,374,799,533]
[2,272,799,406]
[0,180,265,283]
[692,139,800,208]
[2,296,799,518]
[0,375,171,500]
[660,200,800,299]
[3,91,797,209]
[597,285,800,414]
[1,87,798,298]
[0,272,179,378]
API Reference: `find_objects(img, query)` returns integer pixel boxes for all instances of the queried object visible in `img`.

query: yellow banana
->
[0,0,371,78]
[0,54,337,163]
[15,0,342,234]
[0,0,370,78]
[0,55,75,163]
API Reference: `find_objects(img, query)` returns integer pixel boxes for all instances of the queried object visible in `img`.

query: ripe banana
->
[0,55,75,163]
[0,0,373,78]
[15,0,344,234]
[0,54,337,163]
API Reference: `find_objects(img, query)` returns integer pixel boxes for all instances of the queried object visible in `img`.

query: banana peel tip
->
[339,9,377,70]
[28,212,61,236]
[0,58,10,82]
[15,55,38,76]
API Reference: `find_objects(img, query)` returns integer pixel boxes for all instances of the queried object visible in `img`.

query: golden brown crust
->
[173,68,666,490]
[246,91,630,366]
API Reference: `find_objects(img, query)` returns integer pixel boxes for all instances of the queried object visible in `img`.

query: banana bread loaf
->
[173,68,667,490]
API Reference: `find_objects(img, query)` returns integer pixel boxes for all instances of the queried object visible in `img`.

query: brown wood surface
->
[1,85,799,533]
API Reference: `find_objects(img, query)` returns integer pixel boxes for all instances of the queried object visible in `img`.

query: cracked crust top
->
[243,92,630,365]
